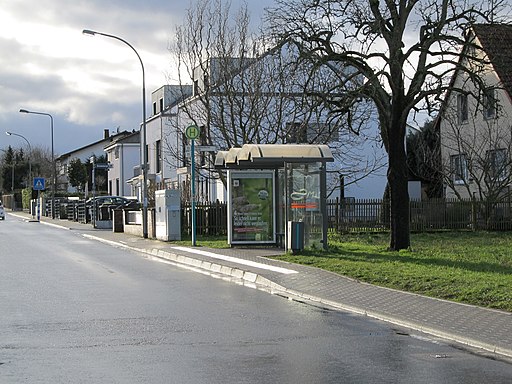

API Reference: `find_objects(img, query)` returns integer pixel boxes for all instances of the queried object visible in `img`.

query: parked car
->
[86,195,139,209]
[85,196,140,222]
[0,201,5,220]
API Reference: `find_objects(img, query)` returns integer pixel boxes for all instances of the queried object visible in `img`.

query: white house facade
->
[104,131,140,197]
[439,24,512,201]
[56,129,132,194]
[146,43,387,203]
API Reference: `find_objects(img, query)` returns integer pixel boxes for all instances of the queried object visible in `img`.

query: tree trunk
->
[387,120,410,251]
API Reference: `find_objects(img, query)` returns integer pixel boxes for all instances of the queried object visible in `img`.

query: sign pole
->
[185,125,200,247]
[91,157,96,228]
[37,190,40,222]
[191,138,196,246]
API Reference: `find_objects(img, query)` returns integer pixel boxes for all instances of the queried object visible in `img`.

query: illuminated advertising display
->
[229,171,275,244]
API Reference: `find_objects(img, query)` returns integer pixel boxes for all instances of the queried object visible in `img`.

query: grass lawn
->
[272,232,512,312]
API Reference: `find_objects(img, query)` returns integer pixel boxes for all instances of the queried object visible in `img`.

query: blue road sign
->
[33,177,46,191]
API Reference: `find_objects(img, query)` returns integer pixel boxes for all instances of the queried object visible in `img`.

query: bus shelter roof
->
[214,144,334,169]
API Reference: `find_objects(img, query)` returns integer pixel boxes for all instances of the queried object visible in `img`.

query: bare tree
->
[266,0,510,250]
[0,146,53,187]
[170,0,269,147]
[167,0,385,199]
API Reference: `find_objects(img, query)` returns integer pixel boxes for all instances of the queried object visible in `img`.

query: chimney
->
[104,129,110,139]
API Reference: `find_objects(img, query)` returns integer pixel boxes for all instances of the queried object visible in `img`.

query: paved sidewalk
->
[9,211,512,360]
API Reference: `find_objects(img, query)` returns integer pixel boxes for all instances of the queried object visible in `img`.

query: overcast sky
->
[0,0,274,155]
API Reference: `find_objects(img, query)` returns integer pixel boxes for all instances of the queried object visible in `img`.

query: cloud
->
[0,0,274,154]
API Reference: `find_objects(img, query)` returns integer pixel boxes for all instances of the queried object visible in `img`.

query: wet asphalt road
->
[1,217,512,383]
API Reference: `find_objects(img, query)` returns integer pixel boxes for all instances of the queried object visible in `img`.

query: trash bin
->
[287,221,304,253]
[99,205,110,221]
[112,209,124,232]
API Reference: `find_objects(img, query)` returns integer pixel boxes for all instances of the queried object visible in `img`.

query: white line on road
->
[171,246,298,275]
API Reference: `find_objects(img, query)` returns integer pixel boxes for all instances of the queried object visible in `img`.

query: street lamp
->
[6,131,32,187]
[82,29,148,238]
[19,109,56,219]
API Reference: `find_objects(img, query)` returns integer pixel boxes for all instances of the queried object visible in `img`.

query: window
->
[159,98,164,113]
[199,126,208,166]
[181,133,188,167]
[114,147,119,159]
[486,149,507,181]
[193,80,199,96]
[152,102,157,116]
[309,122,338,143]
[156,140,162,173]
[483,87,497,119]
[286,122,308,143]
[456,93,468,123]
[451,154,468,184]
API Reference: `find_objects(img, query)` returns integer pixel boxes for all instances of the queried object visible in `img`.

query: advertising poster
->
[230,171,275,243]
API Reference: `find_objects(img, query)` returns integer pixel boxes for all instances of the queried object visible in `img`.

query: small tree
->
[1,145,54,193]
[68,158,88,193]
[87,155,108,194]
[1,146,16,192]
[0,146,28,192]
[406,120,443,199]
[29,145,54,182]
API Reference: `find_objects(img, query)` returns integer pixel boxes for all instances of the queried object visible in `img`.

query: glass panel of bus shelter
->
[286,162,323,248]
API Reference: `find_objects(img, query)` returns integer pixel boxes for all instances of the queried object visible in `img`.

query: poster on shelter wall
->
[229,171,275,243]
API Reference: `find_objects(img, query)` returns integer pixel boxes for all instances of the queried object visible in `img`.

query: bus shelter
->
[215,144,334,252]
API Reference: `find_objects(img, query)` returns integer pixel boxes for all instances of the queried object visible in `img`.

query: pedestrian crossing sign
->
[33,177,46,191]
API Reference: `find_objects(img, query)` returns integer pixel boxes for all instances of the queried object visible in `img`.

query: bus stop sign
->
[185,125,200,140]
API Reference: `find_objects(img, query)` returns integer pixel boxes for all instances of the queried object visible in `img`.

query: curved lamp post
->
[82,29,148,238]
[19,109,56,219]
[6,131,32,187]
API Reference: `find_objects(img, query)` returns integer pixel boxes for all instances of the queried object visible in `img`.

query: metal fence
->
[328,198,512,232]
[28,196,512,234]
[183,198,512,236]
[182,201,228,236]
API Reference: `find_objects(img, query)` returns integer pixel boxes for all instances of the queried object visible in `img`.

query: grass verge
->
[272,232,512,312]
[174,232,512,312]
